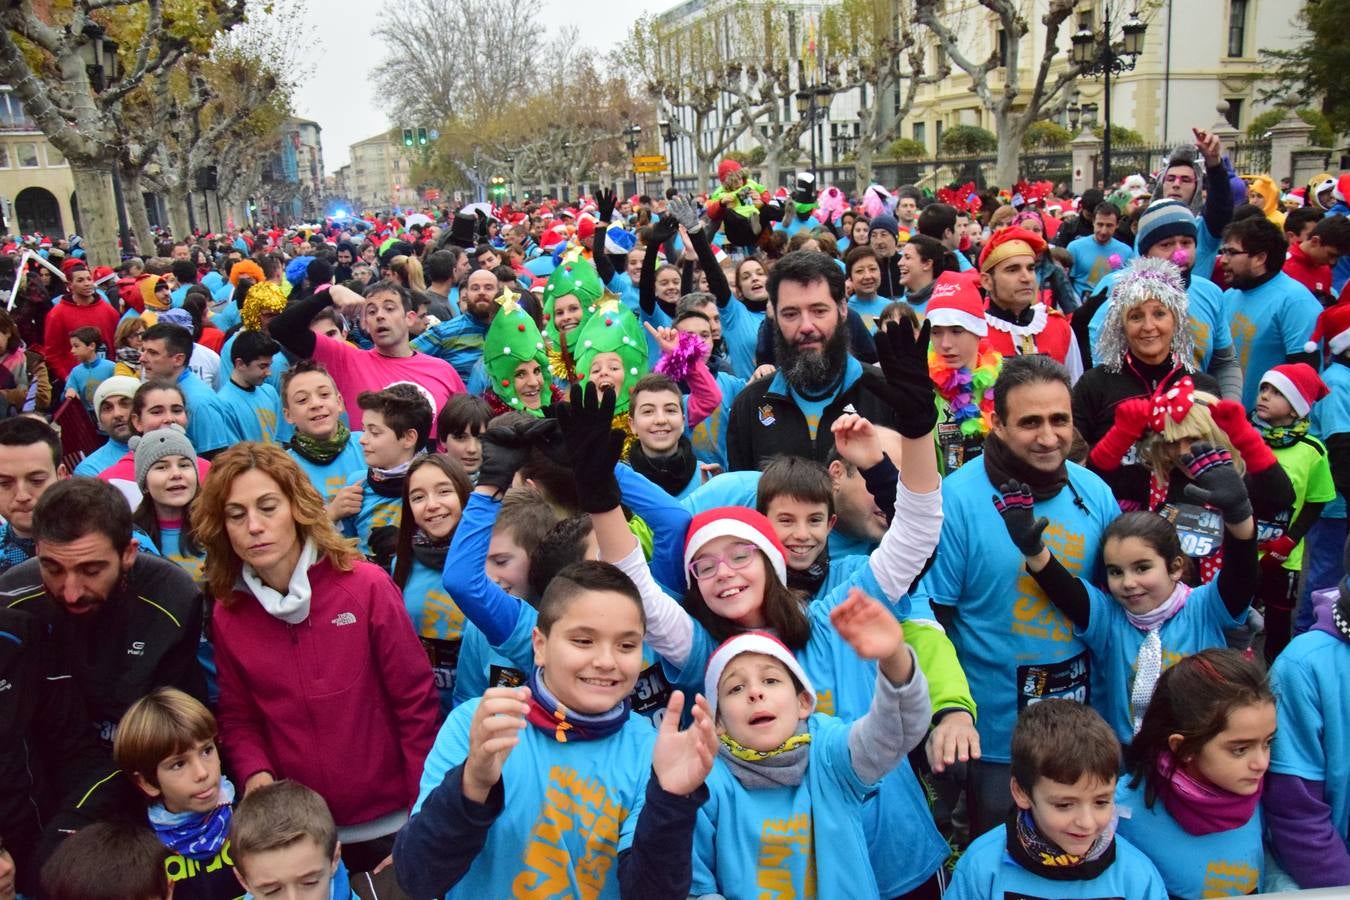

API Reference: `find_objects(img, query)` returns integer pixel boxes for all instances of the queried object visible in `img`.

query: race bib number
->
[1017,652,1091,708]
[629,663,673,716]
[423,637,461,692]
[489,665,527,689]
[1256,510,1290,544]
[1160,502,1223,559]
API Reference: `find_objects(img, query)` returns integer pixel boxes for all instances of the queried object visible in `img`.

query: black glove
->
[648,213,679,248]
[1180,442,1253,524]
[477,417,559,494]
[867,319,938,438]
[554,382,626,513]
[992,480,1050,556]
[596,188,616,224]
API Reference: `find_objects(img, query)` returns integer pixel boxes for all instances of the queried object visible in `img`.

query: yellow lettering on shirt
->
[1202,860,1259,897]
[756,812,816,898]
[420,588,466,642]
[1189,315,1212,367]
[164,840,233,883]
[1010,525,1084,643]
[1231,312,1256,371]
[813,689,834,717]
[513,765,630,900]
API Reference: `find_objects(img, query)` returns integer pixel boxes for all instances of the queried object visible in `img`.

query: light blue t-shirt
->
[1079,578,1245,741]
[154,524,206,585]
[450,622,526,709]
[1227,272,1322,409]
[1068,235,1135,296]
[411,696,653,899]
[917,457,1119,761]
[946,823,1167,900]
[217,378,284,444]
[177,369,235,454]
[720,295,765,378]
[691,713,877,899]
[848,294,891,333]
[1269,627,1350,855]
[1312,360,1350,518]
[339,469,401,559]
[287,432,365,503]
[65,357,114,410]
[400,555,467,715]
[1115,776,1264,897]
[1087,273,1232,373]
[218,332,287,394]
[74,437,128,477]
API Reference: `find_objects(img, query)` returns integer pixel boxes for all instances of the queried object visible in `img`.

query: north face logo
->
[331,612,357,627]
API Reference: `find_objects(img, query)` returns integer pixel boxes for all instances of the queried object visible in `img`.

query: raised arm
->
[267,285,354,359]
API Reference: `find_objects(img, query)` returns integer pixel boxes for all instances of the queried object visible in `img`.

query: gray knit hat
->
[129,424,197,490]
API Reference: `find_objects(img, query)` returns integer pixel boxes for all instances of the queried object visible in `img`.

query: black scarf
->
[986,301,1037,327]
[1005,808,1117,881]
[786,549,830,596]
[628,435,697,497]
[411,529,450,570]
[982,433,1068,501]
[367,466,408,498]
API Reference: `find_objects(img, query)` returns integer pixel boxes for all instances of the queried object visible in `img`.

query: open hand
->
[926,711,981,774]
[554,382,626,513]
[831,413,884,469]
[651,691,717,796]
[830,588,904,661]
[463,686,530,803]
[596,188,617,223]
[667,195,702,233]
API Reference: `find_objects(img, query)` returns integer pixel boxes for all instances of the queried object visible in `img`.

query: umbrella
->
[403,213,434,228]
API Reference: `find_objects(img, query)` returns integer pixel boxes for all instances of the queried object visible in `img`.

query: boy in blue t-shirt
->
[63,325,115,413]
[947,699,1167,899]
[281,361,366,510]
[393,560,718,899]
[218,329,286,444]
[343,384,431,569]
[1066,202,1134,297]
[230,780,356,899]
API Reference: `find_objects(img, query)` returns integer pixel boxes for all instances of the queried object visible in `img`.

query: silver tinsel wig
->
[1094,256,1196,373]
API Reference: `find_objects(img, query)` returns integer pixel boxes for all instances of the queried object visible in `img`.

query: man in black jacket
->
[726,250,900,470]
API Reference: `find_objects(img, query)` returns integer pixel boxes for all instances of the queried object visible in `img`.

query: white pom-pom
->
[1305,340,1319,353]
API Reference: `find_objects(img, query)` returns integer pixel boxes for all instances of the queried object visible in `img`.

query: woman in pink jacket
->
[194,442,438,897]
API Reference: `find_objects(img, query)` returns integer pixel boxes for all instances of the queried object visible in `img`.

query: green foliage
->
[1091,124,1144,146]
[724,147,767,167]
[1247,108,1336,148]
[886,138,929,159]
[1257,0,1350,137]
[939,125,997,155]
[1022,121,1073,149]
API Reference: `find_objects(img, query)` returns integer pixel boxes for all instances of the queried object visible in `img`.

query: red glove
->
[1207,398,1278,473]
[1089,396,1153,471]
[1260,534,1297,572]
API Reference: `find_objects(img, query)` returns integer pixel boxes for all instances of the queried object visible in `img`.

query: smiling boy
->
[343,385,432,568]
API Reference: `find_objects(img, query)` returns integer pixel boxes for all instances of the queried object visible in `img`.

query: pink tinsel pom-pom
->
[653,330,707,382]
[1171,248,1192,268]
[1108,253,1123,270]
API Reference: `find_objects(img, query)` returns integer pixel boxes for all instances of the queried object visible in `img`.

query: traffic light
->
[490,175,506,198]
[417,127,428,146]
[402,128,414,148]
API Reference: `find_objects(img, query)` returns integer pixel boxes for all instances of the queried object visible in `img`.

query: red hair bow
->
[1148,375,1197,433]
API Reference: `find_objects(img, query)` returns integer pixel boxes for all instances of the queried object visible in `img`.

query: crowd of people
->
[1,123,1349,900]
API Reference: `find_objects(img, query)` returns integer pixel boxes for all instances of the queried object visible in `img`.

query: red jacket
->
[42,298,119,379]
[1284,242,1334,299]
[213,556,439,828]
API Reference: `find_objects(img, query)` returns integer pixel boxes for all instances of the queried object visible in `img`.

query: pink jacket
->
[213,556,439,828]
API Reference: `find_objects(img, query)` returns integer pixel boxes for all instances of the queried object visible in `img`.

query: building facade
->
[0,86,78,236]
[348,131,419,212]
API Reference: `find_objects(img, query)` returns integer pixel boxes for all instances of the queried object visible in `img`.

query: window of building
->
[913,122,926,145]
[45,145,64,167]
[0,146,10,168]
[16,143,38,167]
[1224,98,1243,129]
[1227,0,1248,57]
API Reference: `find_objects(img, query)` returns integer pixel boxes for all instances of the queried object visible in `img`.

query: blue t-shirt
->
[946,823,1167,900]
[154,524,206,584]
[1269,627,1350,856]
[410,314,489,384]
[400,555,467,715]
[687,370,744,471]
[288,432,366,503]
[917,457,1118,761]
[177,369,235,454]
[1115,776,1264,897]
[412,697,653,899]
[217,378,284,444]
[1079,579,1244,741]
[720,296,765,378]
[65,357,114,410]
[218,332,287,394]
[1312,360,1350,518]
[339,470,401,559]
[1067,235,1135,296]
[848,294,891,333]
[74,437,128,477]
[1226,272,1322,408]
[691,713,877,899]
[450,622,527,709]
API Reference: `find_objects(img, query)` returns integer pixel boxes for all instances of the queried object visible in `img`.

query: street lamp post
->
[794,83,834,185]
[623,124,643,196]
[658,119,676,192]
[1071,4,1147,187]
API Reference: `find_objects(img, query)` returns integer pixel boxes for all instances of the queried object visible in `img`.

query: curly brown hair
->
[192,442,360,600]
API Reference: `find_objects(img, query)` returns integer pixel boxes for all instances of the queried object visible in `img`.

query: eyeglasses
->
[1218,247,1250,258]
[1164,174,1197,185]
[689,541,759,581]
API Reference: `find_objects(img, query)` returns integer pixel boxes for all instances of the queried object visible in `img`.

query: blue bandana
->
[147,775,235,859]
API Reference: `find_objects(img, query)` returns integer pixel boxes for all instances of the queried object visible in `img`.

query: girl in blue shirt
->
[1117,649,1275,898]
[392,454,472,715]
[993,442,1256,742]
[130,424,207,584]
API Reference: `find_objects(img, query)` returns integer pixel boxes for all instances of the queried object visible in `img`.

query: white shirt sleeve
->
[868,480,944,605]
[612,543,695,669]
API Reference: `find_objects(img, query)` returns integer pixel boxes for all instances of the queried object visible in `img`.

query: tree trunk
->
[167,189,191,240]
[761,150,783,189]
[70,164,119,269]
[856,142,875,188]
[121,167,153,257]
[696,153,713,194]
[994,117,1028,188]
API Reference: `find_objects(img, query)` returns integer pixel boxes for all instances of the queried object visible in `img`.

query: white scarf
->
[242,537,319,625]
[1127,581,1191,734]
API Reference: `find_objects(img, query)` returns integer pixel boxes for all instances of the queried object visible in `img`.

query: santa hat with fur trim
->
[703,631,816,718]
[1304,301,1350,356]
[1335,174,1350,205]
[683,507,788,588]
[925,271,988,336]
[1261,363,1329,418]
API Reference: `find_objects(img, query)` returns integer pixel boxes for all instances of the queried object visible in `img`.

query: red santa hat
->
[683,507,787,588]
[717,158,742,182]
[1305,301,1350,356]
[576,215,597,244]
[1260,363,1329,418]
[924,271,988,336]
[1335,174,1350,205]
[703,631,816,718]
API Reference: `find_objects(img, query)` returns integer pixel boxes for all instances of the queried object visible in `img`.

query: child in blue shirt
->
[130,424,208,585]
[1117,649,1275,898]
[391,453,472,715]
[946,699,1167,899]
[340,384,431,569]
[282,362,367,507]
[992,442,1257,742]
[217,329,285,445]
[63,324,114,413]
[230,780,355,900]
[393,560,718,899]
[691,595,931,899]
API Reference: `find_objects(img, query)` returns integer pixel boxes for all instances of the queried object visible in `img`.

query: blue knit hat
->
[1134,199,1197,257]
[869,214,899,238]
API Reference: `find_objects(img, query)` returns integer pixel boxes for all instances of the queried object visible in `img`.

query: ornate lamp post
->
[1071,5,1147,186]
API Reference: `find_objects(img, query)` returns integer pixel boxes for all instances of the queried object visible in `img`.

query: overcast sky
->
[290,0,671,174]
